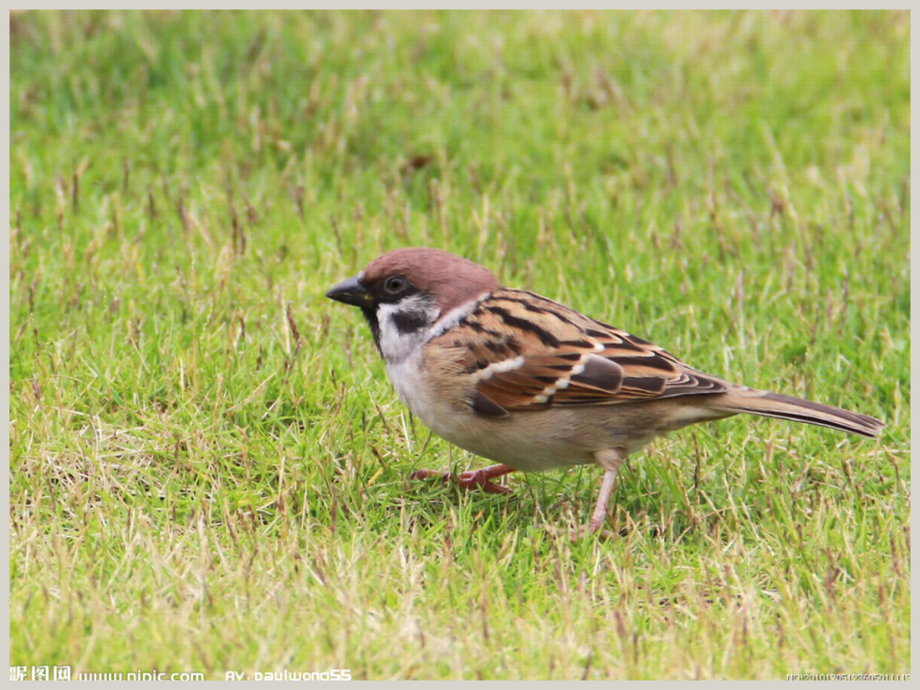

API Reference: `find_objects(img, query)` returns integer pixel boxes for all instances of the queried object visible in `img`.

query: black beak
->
[326,275,373,308]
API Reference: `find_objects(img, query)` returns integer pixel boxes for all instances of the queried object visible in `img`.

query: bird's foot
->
[588,509,608,534]
[456,468,513,494]
[409,464,515,495]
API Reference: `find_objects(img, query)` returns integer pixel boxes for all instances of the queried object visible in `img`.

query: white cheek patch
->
[377,296,439,364]
[377,295,437,325]
[379,291,495,366]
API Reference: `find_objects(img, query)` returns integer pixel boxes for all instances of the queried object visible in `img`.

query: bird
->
[326,247,885,534]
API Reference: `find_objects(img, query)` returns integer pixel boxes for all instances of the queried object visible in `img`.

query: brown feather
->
[711,389,884,438]
[433,288,732,414]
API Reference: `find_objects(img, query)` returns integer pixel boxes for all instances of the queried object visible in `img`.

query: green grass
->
[10,10,909,680]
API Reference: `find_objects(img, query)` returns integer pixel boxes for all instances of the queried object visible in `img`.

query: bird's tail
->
[712,389,885,438]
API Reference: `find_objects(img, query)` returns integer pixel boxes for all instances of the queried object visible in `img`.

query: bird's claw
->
[409,468,512,494]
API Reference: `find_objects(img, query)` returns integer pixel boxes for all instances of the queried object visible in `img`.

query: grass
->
[9,10,909,680]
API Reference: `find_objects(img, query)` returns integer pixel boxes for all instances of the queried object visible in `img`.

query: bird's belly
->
[386,358,582,471]
[384,359,686,472]
[439,419,599,472]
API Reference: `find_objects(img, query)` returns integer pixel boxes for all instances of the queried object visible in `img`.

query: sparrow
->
[326,247,885,534]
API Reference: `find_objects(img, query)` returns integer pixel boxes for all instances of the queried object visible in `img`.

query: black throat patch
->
[360,306,382,354]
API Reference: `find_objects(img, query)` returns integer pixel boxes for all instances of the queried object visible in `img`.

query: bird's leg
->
[588,470,619,532]
[588,449,626,534]
[410,463,516,495]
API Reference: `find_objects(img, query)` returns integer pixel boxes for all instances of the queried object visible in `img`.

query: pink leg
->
[410,463,516,495]
[588,449,626,534]
[588,469,619,533]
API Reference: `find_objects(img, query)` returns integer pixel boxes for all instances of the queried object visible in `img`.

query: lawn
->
[9,10,909,680]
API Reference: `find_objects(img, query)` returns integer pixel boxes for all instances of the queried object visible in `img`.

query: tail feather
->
[713,390,885,438]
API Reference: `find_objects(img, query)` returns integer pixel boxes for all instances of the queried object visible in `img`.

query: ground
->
[9,10,909,680]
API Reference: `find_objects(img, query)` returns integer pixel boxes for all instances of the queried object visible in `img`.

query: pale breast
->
[384,346,596,471]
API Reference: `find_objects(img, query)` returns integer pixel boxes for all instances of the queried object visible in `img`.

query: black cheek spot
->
[391,310,431,334]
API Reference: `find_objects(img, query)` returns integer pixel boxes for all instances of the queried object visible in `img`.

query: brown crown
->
[362,248,500,313]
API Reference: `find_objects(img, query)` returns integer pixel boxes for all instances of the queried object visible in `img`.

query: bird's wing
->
[438,288,727,416]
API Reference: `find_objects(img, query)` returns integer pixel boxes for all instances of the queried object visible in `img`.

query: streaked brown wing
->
[441,289,727,415]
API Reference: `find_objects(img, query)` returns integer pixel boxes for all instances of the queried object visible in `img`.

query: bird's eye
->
[384,276,407,294]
